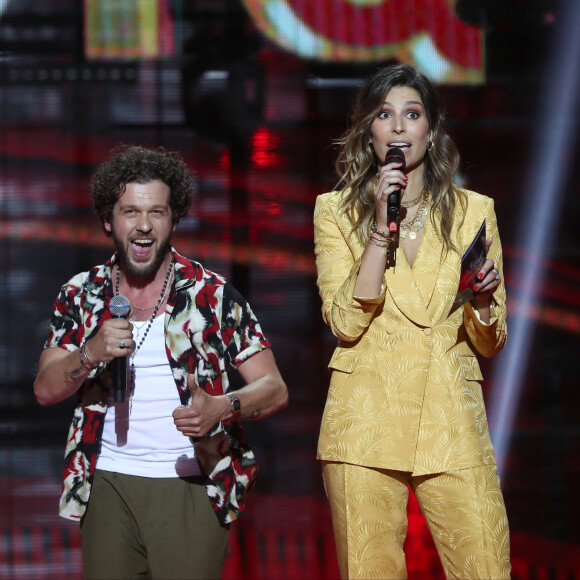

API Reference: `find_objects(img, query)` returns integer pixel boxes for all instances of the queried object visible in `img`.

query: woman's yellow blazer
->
[314,187,507,475]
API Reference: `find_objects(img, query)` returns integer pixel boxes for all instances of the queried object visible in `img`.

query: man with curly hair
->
[34,144,288,580]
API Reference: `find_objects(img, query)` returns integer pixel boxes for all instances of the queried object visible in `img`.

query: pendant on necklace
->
[132,320,147,341]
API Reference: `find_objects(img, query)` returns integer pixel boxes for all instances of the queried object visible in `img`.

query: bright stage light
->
[489,0,580,477]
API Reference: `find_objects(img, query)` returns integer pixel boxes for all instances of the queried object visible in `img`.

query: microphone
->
[109,295,131,403]
[384,147,406,233]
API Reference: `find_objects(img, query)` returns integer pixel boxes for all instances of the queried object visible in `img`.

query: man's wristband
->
[79,342,97,371]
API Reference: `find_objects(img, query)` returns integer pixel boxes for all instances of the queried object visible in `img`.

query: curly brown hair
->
[335,63,465,253]
[90,144,195,235]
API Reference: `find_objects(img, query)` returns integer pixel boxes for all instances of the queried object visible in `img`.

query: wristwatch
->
[227,393,241,419]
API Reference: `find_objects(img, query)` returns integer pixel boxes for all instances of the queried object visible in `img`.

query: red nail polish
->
[477,272,483,280]
[473,285,479,291]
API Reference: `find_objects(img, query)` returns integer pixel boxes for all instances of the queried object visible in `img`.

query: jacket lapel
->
[387,210,463,328]
[386,244,432,329]
[334,191,488,329]
[336,196,434,329]
[409,213,444,310]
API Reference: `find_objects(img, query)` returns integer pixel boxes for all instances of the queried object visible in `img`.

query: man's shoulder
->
[60,261,111,293]
[176,254,249,307]
[174,252,228,289]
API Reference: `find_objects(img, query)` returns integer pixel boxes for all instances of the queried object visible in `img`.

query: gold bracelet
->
[370,221,391,239]
[368,235,388,248]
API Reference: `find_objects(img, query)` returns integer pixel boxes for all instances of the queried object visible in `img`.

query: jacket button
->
[424,327,432,336]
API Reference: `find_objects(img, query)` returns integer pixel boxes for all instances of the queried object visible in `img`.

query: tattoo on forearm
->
[64,367,84,385]
[243,408,263,419]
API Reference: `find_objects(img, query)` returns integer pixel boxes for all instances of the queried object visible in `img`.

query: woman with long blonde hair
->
[314,63,511,579]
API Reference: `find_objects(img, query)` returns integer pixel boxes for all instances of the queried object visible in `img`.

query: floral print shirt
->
[44,247,270,525]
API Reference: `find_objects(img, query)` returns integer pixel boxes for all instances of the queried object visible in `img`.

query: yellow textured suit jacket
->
[314,187,507,475]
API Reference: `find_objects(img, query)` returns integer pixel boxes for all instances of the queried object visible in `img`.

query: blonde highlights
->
[334,64,465,253]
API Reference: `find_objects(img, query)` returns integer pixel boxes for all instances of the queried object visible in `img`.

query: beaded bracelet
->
[370,221,390,239]
[368,233,393,259]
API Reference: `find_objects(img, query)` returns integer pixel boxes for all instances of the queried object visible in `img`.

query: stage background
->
[1,1,579,578]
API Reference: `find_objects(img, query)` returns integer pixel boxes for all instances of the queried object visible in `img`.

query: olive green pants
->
[81,469,229,580]
[322,462,511,580]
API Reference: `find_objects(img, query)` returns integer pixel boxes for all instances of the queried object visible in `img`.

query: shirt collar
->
[87,246,198,298]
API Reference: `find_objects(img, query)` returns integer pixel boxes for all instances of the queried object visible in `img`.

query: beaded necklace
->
[115,257,174,354]
[115,257,174,411]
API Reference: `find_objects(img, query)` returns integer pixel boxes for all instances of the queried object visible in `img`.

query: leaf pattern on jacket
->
[314,188,507,475]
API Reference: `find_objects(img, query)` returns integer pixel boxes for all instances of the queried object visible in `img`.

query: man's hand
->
[86,318,134,365]
[172,376,228,438]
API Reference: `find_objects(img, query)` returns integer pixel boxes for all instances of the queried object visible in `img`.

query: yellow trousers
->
[322,462,511,580]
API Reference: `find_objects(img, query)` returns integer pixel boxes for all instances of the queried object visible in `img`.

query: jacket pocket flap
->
[328,347,359,374]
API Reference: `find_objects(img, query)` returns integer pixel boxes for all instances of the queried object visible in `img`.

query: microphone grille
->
[109,294,131,318]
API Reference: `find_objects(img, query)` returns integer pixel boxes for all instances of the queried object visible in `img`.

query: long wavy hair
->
[335,63,465,253]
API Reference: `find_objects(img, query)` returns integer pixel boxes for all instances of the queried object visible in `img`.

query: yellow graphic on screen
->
[84,0,175,59]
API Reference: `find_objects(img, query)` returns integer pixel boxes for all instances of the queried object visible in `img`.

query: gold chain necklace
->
[399,193,429,240]
[371,172,425,209]
[401,189,426,208]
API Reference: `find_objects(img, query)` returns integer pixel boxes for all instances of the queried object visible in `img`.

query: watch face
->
[230,394,241,412]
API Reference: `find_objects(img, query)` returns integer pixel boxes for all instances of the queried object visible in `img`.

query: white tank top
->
[97,313,200,478]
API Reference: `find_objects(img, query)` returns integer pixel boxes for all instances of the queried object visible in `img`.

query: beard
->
[112,231,172,279]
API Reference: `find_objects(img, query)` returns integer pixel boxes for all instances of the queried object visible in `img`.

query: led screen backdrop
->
[242,0,484,83]
[84,0,176,58]
[2,2,580,579]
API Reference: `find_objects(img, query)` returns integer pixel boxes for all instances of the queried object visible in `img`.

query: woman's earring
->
[428,134,434,152]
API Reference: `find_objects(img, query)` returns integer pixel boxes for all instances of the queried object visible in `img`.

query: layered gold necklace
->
[399,192,429,240]
[400,190,426,208]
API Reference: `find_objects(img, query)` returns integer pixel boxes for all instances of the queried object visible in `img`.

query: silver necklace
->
[115,257,174,354]
[131,304,157,312]
[115,258,174,412]
[131,320,148,341]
